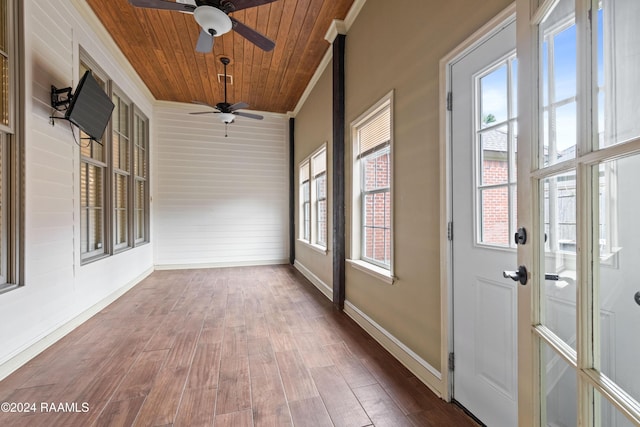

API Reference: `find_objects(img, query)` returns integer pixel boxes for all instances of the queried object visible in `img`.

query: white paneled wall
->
[0,0,155,375]
[154,102,289,268]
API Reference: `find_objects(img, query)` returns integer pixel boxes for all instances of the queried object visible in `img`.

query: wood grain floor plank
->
[353,383,414,427]
[111,349,169,402]
[173,387,216,427]
[186,343,222,390]
[132,367,189,426]
[274,350,318,402]
[215,409,253,427]
[288,396,334,427]
[326,342,377,389]
[309,365,371,427]
[215,356,251,415]
[93,397,145,427]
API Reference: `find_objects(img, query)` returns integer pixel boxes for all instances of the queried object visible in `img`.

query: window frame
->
[349,91,394,283]
[111,86,133,252]
[79,55,110,263]
[79,51,150,265]
[298,143,328,253]
[0,0,23,293]
[133,107,150,245]
[299,160,310,242]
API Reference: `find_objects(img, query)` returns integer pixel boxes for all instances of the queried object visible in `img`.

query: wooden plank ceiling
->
[86,0,354,114]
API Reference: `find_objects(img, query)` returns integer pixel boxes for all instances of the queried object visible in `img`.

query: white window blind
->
[300,162,309,183]
[312,149,326,176]
[358,106,391,156]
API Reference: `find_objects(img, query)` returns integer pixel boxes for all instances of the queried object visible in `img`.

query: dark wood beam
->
[289,117,295,265]
[332,34,346,310]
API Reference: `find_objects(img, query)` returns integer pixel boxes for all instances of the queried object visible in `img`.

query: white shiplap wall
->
[154,102,289,268]
[0,0,155,376]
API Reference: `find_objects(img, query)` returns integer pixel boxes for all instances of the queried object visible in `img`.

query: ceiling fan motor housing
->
[194,5,232,36]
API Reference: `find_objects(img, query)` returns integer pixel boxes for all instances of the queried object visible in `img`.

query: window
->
[112,89,131,251]
[351,92,393,279]
[0,0,23,292]
[299,161,310,241]
[299,144,328,250]
[312,147,327,247]
[133,110,149,244]
[79,58,108,261]
[79,52,150,264]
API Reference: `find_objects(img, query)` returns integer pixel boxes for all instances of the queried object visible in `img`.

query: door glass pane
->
[596,387,637,427]
[480,186,509,246]
[480,126,509,186]
[596,0,640,148]
[480,64,508,128]
[597,153,640,406]
[540,0,577,167]
[542,340,577,426]
[542,171,577,349]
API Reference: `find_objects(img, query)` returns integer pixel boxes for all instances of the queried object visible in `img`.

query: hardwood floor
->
[0,265,479,427]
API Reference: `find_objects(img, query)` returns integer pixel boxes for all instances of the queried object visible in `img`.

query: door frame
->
[438,2,517,402]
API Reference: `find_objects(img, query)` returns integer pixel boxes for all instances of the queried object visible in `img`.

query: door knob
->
[503,265,528,285]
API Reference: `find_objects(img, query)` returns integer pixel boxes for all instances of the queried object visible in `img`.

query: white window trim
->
[349,90,395,282]
[298,142,328,254]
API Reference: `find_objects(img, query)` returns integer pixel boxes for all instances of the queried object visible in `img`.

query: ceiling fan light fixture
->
[219,112,235,124]
[194,6,232,36]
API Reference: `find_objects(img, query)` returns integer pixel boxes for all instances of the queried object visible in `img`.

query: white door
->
[518,0,640,425]
[451,18,518,427]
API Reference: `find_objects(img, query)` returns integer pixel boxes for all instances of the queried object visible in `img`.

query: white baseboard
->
[293,260,333,300]
[344,300,444,398]
[0,267,154,381]
[154,259,289,270]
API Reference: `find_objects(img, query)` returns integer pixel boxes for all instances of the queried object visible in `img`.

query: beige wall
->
[294,0,512,373]
[294,62,334,288]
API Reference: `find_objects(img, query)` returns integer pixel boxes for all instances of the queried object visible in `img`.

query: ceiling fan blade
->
[127,0,195,12]
[195,29,214,53]
[230,17,275,51]
[189,111,219,115]
[224,0,278,12]
[229,102,250,111]
[234,111,264,120]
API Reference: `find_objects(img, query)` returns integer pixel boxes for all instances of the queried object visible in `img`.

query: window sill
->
[297,239,328,255]
[0,283,20,295]
[347,259,395,285]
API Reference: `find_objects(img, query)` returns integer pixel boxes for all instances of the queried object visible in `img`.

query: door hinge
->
[449,352,455,371]
[447,92,453,111]
[447,221,453,241]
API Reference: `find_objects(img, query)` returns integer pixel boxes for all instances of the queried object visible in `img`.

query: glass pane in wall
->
[0,0,6,54]
[542,340,577,426]
[480,63,508,128]
[541,171,577,349]
[539,0,577,167]
[597,0,640,148]
[115,174,127,246]
[1,55,7,127]
[597,153,640,406]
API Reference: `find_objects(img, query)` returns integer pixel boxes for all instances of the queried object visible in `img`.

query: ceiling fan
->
[190,57,263,136]
[127,0,277,53]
